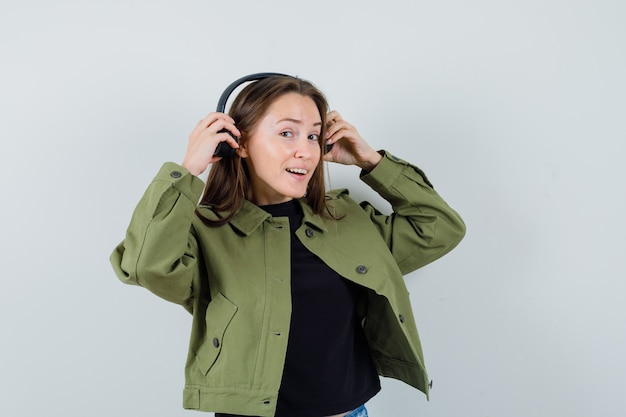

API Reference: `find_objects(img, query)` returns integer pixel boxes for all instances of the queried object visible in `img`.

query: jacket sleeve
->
[110,162,205,310]
[359,151,466,275]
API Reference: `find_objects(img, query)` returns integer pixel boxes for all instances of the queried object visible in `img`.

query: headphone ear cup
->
[213,129,238,157]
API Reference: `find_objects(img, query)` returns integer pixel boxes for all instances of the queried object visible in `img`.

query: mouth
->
[286,168,309,176]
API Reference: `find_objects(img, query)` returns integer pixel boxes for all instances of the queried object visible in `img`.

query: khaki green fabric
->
[110,151,465,416]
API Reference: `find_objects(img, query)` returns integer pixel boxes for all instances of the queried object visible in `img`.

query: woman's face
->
[239,93,322,206]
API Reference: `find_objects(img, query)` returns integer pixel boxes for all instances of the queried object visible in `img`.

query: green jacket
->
[110,151,465,416]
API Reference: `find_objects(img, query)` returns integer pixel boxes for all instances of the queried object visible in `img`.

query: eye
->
[308,133,320,141]
[280,131,294,138]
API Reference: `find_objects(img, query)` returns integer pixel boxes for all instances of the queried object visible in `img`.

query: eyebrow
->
[277,118,322,126]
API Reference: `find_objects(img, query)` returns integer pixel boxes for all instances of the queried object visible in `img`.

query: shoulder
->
[322,188,370,220]
[326,188,361,210]
[325,188,350,200]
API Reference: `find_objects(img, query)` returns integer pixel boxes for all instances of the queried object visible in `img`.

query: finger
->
[326,120,354,143]
[192,116,241,139]
[207,115,240,133]
[326,110,343,124]
[191,113,219,137]
[195,112,236,131]
[218,131,240,149]
[214,120,241,139]
[322,151,335,163]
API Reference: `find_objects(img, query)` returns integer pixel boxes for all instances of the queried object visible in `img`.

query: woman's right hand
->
[181,112,241,176]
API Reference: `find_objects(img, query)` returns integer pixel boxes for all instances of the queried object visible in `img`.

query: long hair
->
[197,75,329,226]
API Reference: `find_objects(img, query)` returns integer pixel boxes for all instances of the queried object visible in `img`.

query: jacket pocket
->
[195,292,238,375]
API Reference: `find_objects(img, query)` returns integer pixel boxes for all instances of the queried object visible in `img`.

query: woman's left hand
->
[324,110,382,171]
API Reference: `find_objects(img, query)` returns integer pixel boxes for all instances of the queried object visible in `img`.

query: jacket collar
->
[200,198,329,236]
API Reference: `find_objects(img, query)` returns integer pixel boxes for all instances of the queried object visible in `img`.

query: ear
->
[235,131,249,158]
[236,144,249,158]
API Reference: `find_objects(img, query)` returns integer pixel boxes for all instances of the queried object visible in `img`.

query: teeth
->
[286,168,308,175]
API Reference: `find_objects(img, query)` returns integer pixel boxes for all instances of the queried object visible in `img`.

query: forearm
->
[360,151,466,272]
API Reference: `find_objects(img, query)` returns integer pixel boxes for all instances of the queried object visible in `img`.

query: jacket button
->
[399,314,405,323]
[212,337,220,348]
[305,228,314,238]
[170,170,182,178]
[356,265,368,274]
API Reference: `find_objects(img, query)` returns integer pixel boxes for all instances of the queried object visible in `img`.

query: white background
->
[1,1,625,416]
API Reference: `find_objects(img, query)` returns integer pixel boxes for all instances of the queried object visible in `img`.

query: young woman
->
[110,75,465,417]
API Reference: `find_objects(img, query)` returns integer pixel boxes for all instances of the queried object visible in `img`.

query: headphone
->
[213,72,332,157]
[213,72,290,158]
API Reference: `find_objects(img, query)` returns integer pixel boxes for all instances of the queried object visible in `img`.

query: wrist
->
[181,159,203,177]
[357,150,383,172]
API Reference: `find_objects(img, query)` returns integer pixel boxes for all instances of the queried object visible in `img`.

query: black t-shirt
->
[262,200,380,417]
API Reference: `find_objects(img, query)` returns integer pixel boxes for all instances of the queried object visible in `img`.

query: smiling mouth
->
[286,168,308,175]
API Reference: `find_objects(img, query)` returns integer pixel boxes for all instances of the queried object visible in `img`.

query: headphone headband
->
[216,72,291,112]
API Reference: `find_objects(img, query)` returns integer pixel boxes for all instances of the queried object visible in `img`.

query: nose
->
[294,137,312,159]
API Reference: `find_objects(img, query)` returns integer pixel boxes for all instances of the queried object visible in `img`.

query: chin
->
[284,187,308,199]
